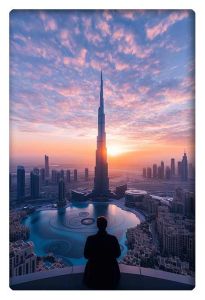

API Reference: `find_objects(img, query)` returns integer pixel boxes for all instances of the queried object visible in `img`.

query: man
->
[83,216,121,289]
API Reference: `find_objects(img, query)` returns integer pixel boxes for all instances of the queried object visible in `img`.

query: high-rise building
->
[93,72,110,198]
[143,168,146,178]
[115,184,127,199]
[189,163,194,179]
[30,169,40,199]
[58,179,66,206]
[85,168,89,181]
[178,161,182,177]
[60,169,64,180]
[171,158,175,177]
[33,168,39,175]
[17,166,25,200]
[161,161,165,179]
[165,166,171,180]
[181,152,188,181]
[74,169,77,181]
[147,167,152,178]
[56,171,61,183]
[66,170,71,183]
[51,169,57,184]
[40,168,45,185]
[153,164,157,178]
[45,155,49,179]
[158,166,162,179]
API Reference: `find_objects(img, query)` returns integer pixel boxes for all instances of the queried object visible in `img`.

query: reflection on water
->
[23,202,141,266]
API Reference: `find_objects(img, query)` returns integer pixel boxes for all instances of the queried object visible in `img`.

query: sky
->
[10,10,195,169]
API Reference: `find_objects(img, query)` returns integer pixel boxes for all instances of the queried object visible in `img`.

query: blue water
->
[23,202,141,266]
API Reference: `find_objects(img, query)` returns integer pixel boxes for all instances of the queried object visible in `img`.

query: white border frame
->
[1,1,204,299]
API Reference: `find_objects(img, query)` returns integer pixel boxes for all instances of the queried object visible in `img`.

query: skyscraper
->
[60,169,64,180]
[165,166,171,180]
[58,179,66,207]
[92,72,110,198]
[51,169,57,184]
[74,169,77,181]
[66,170,71,183]
[189,163,194,179]
[153,164,157,178]
[161,161,165,179]
[171,158,175,177]
[178,161,182,177]
[45,155,49,179]
[147,167,152,178]
[158,166,162,179]
[17,166,25,200]
[40,168,45,185]
[181,152,188,181]
[143,168,146,178]
[85,168,89,181]
[30,170,40,199]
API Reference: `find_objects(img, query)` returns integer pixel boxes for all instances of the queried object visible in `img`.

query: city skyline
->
[10,10,195,168]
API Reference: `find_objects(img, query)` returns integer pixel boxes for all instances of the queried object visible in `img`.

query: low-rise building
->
[10,240,37,277]
[157,256,190,275]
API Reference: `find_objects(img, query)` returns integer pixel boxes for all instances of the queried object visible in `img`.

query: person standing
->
[83,216,121,289]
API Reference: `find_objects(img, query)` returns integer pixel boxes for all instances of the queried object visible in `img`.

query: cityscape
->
[9,10,195,289]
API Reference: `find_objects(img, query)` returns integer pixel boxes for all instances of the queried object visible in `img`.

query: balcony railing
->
[10,264,195,290]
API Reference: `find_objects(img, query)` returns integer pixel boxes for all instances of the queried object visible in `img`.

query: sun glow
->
[107,145,126,157]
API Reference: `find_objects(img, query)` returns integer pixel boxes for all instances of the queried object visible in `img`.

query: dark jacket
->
[83,230,121,289]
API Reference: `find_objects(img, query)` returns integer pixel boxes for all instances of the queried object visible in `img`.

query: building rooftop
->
[125,190,147,196]
[10,264,194,290]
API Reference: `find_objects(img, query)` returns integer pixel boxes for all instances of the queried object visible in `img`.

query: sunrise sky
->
[10,10,195,169]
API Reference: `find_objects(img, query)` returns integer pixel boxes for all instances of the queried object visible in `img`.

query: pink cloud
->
[12,39,61,62]
[90,59,102,71]
[96,20,111,36]
[146,11,189,40]
[39,12,58,32]
[63,48,87,67]
[113,28,124,41]
[57,86,82,97]
[60,29,75,53]
[82,17,103,45]
[180,76,194,89]
[120,10,136,20]
[103,10,112,21]
[156,88,193,105]
[84,31,102,45]
[112,27,152,58]
[138,86,150,94]
[115,62,129,71]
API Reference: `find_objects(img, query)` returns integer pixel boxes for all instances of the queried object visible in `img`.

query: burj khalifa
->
[92,71,110,198]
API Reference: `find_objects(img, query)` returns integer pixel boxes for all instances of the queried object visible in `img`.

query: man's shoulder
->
[86,234,98,240]
[107,233,118,241]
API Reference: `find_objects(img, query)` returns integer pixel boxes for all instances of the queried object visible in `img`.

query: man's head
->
[97,216,107,231]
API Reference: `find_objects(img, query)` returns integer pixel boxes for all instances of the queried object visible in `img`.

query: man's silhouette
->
[83,216,121,289]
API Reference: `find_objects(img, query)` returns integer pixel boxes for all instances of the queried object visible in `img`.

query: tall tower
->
[58,179,66,207]
[181,152,188,181]
[171,158,175,177]
[30,169,40,199]
[17,166,25,200]
[93,71,110,198]
[45,155,49,178]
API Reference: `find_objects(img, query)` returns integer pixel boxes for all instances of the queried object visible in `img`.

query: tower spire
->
[92,71,110,199]
[100,70,104,110]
